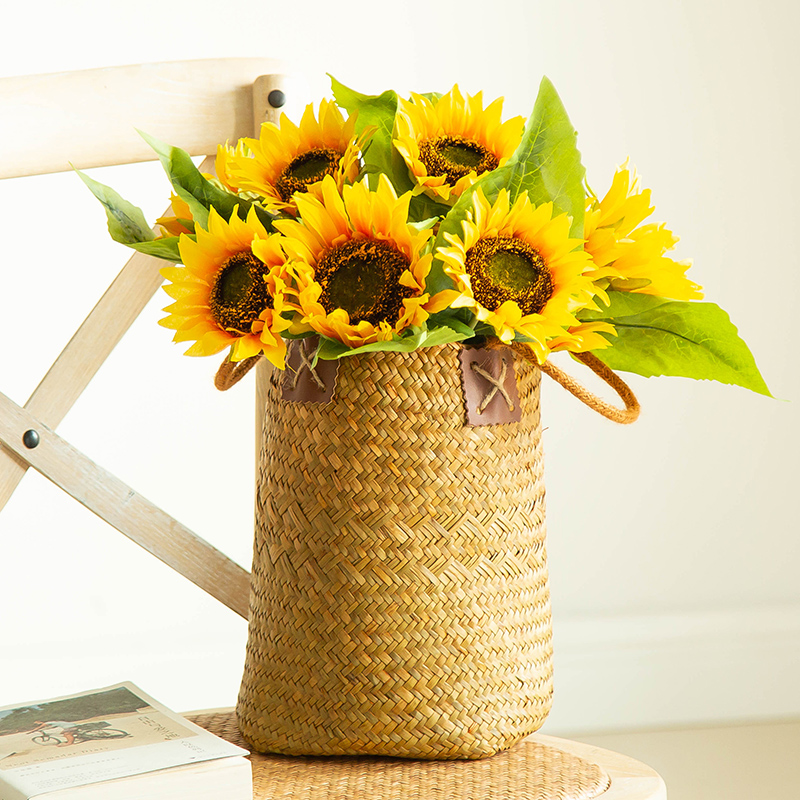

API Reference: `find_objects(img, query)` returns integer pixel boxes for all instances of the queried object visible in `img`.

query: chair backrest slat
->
[0,57,283,179]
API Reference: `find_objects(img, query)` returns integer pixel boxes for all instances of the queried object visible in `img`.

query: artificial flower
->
[256,174,451,348]
[159,207,291,367]
[393,86,524,203]
[217,99,369,213]
[584,163,703,300]
[436,188,611,363]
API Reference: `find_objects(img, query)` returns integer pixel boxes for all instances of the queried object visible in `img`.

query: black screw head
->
[22,429,40,449]
[268,89,286,109]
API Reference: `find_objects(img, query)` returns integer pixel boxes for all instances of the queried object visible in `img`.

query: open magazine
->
[0,683,250,799]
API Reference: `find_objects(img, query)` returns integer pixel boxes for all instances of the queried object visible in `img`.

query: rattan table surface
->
[188,709,666,800]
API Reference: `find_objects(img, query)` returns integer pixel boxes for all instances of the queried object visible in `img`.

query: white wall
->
[0,0,797,734]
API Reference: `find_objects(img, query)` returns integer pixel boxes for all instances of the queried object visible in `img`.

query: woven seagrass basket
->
[237,343,553,760]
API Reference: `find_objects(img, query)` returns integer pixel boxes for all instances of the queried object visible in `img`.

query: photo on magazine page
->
[0,684,198,771]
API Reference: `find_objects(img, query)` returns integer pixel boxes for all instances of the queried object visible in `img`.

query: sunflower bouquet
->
[78,75,772,760]
[80,76,769,407]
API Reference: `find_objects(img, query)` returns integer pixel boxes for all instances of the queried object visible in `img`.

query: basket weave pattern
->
[237,344,553,759]
[189,710,611,800]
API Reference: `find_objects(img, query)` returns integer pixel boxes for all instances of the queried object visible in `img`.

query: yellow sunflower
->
[394,86,524,203]
[159,207,291,367]
[255,174,451,348]
[436,189,612,363]
[217,99,369,214]
[584,163,703,300]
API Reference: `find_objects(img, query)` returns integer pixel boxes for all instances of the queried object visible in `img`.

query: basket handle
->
[510,344,640,425]
[215,354,262,391]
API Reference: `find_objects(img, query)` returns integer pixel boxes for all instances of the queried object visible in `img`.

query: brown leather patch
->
[459,346,521,426]
[281,337,338,404]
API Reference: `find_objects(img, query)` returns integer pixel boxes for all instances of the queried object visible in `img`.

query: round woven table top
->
[187,710,666,800]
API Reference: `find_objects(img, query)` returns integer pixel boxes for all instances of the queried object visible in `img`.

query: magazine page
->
[0,683,247,797]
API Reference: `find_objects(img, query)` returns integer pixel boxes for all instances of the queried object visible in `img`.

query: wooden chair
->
[0,59,289,620]
[0,62,666,799]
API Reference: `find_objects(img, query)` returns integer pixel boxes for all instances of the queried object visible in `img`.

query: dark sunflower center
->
[276,147,342,202]
[417,135,499,184]
[316,238,413,326]
[209,252,272,334]
[465,236,553,316]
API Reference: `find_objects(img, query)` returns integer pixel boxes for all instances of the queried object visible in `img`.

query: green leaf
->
[504,76,585,237]
[337,337,420,358]
[319,321,473,362]
[415,325,471,348]
[336,325,467,359]
[581,292,772,396]
[75,168,155,245]
[408,193,450,224]
[329,76,404,190]
[425,310,476,339]
[315,336,349,361]
[408,216,439,234]
[125,237,184,261]
[138,130,276,231]
[472,322,497,340]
